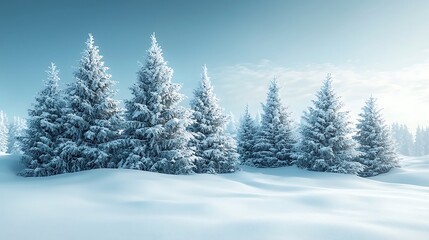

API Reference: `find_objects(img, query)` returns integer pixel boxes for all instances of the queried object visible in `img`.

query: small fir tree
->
[237,105,257,165]
[189,65,239,173]
[354,97,399,177]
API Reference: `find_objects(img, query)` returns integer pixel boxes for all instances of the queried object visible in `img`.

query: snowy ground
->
[0,154,428,240]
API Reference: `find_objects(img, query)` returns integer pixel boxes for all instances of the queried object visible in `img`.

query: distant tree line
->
[12,33,399,178]
[391,124,429,156]
[0,112,26,155]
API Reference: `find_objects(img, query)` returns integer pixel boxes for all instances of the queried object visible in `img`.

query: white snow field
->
[0,154,428,240]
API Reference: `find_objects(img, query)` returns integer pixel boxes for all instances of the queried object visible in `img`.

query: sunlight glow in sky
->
[1,0,429,131]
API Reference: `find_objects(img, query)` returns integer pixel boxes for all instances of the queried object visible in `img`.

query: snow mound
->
[0,155,428,240]
[372,155,429,187]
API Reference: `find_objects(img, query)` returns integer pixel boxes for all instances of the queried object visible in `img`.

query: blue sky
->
[1,0,429,130]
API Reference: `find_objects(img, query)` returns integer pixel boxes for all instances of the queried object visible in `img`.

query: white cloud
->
[210,60,429,132]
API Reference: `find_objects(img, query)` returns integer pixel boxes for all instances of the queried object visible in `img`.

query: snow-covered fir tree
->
[0,111,8,153]
[188,66,239,174]
[251,80,296,167]
[237,105,257,165]
[391,123,414,156]
[7,117,26,154]
[20,63,67,176]
[119,33,195,174]
[354,97,399,177]
[296,75,362,174]
[59,34,123,172]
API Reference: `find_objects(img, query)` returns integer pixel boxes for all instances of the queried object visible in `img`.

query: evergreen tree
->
[120,33,195,174]
[189,66,239,173]
[251,80,296,167]
[7,117,26,155]
[20,63,66,176]
[0,111,8,153]
[296,75,362,174]
[354,97,399,177]
[59,34,123,172]
[237,105,257,165]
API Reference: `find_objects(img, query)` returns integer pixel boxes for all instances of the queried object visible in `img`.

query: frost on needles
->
[119,34,195,174]
[250,80,296,168]
[237,105,257,165]
[16,34,402,177]
[189,65,239,174]
[296,75,363,174]
[59,34,123,172]
[21,63,66,176]
[354,97,399,177]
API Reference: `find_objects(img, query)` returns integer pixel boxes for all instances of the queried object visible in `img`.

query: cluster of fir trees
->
[19,33,399,178]
[0,111,26,154]
[237,76,399,177]
[391,124,429,156]
[238,80,296,168]
[20,33,238,177]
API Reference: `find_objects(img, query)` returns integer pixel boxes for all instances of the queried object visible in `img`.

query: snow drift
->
[0,154,428,240]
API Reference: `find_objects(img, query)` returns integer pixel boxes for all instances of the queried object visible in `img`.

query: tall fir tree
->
[189,66,238,173]
[59,34,123,172]
[237,105,257,165]
[354,97,399,177]
[120,33,195,174]
[20,63,66,176]
[0,111,8,153]
[251,80,296,167]
[296,75,362,174]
